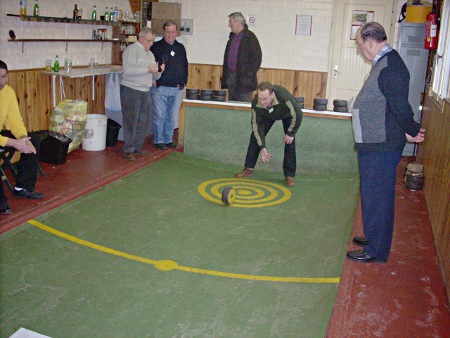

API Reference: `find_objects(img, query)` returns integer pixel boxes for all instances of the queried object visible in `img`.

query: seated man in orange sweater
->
[0,60,44,215]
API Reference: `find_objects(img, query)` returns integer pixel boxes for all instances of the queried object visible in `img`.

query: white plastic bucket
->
[82,114,108,151]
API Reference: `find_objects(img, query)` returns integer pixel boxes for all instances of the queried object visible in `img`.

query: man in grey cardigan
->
[347,22,425,263]
[120,27,165,161]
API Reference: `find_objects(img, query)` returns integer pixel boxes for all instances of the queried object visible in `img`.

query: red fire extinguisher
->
[424,11,438,50]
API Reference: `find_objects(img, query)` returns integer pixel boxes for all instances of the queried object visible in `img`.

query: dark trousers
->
[0,130,41,203]
[358,150,402,261]
[225,72,254,102]
[244,118,297,177]
[120,85,152,153]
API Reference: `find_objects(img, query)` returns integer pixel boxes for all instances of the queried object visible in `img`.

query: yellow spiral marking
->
[28,219,339,284]
[198,178,291,208]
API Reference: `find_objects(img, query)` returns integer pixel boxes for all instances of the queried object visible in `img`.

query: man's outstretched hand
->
[261,148,271,163]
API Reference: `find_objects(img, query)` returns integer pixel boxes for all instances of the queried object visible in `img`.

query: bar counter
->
[43,65,122,107]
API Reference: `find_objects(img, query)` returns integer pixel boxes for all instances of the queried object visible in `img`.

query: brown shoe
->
[285,176,295,187]
[236,168,254,178]
[123,152,136,161]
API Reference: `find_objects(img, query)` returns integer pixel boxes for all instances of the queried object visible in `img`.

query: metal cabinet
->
[398,22,429,156]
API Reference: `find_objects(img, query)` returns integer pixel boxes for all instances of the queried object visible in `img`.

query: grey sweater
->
[121,41,161,92]
[352,50,420,152]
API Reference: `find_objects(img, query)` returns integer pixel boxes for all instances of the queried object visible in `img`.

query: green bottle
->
[104,7,109,21]
[91,5,97,20]
[33,0,39,16]
[54,55,59,72]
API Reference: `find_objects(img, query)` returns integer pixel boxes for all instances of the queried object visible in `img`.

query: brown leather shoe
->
[285,176,295,187]
[236,168,254,178]
[123,152,136,161]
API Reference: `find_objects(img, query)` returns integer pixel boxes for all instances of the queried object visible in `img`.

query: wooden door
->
[327,0,395,106]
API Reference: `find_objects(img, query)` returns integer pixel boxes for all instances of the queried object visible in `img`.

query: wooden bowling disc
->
[222,186,236,205]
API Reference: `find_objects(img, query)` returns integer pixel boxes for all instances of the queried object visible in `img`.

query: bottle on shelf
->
[113,6,118,22]
[104,6,109,21]
[109,6,114,22]
[73,4,79,20]
[32,0,39,17]
[45,59,52,72]
[54,55,59,72]
[19,0,27,16]
[91,5,97,21]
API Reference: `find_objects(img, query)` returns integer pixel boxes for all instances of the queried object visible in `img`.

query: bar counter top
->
[43,65,122,78]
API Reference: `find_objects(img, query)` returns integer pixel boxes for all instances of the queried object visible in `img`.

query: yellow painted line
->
[28,219,340,284]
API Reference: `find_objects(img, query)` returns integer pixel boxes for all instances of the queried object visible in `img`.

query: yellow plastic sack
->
[49,99,87,152]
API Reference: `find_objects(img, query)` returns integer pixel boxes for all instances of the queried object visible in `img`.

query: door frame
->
[326,0,398,106]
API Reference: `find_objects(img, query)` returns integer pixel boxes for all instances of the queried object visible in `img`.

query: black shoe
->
[353,236,369,247]
[0,202,12,214]
[155,144,168,150]
[165,142,177,149]
[346,249,385,263]
[13,188,45,200]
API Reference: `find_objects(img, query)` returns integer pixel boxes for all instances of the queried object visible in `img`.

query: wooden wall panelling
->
[187,64,222,90]
[258,68,296,95]
[27,73,40,131]
[7,69,106,132]
[10,65,323,128]
[418,94,450,303]
[186,64,327,108]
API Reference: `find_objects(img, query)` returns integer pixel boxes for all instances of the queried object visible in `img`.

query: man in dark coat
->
[221,12,262,102]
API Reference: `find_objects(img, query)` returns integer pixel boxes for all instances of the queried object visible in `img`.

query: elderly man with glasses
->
[235,81,303,187]
[120,27,164,161]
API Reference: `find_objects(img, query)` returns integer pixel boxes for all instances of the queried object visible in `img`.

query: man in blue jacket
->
[347,22,425,263]
[151,20,188,150]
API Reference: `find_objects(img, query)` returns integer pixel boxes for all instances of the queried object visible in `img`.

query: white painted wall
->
[0,0,404,72]
[173,0,404,71]
[175,0,334,72]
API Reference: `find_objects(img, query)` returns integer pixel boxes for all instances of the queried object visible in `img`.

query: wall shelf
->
[7,13,120,53]
[8,39,117,42]
[8,38,118,53]
[7,14,119,26]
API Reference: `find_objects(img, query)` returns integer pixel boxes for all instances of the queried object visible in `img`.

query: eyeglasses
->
[258,96,270,102]
[144,37,154,44]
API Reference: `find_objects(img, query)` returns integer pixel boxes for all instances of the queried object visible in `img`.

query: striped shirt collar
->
[373,44,393,66]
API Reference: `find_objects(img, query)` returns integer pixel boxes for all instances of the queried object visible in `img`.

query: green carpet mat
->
[0,153,359,337]
[183,105,358,174]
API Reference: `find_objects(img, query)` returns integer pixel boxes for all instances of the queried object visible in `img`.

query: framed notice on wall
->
[350,10,374,40]
[295,15,312,36]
